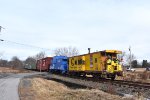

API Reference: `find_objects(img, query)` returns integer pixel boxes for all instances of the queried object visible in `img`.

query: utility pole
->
[40,60,41,73]
[88,48,91,54]
[0,26,4,41]
[129,46,132,68]
[0,26,4,59]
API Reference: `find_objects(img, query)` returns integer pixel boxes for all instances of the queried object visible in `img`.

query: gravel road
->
[0,72,46,100]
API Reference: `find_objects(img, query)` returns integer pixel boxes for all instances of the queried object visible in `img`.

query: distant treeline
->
[0,58,150,69]
[0,51,46,69]
[0,48,150,69]
[124,60,150,68]
[0,47,79,69]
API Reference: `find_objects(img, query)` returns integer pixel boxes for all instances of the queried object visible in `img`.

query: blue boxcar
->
[50,56,68,74]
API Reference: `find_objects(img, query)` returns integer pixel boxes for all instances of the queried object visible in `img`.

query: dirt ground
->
[0,67,31,73]
[19,77,142,100]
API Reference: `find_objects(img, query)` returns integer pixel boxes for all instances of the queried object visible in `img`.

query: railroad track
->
[64,74,150,89]
[45,73,150,89]
[42,73,150,99]
[112,80,150,89]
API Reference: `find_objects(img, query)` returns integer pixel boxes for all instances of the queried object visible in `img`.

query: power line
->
[0,39,51,51]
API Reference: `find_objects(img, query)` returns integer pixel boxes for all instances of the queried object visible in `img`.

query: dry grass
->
[19,78,142,100]
[134,68,146,72]
[0,67,31,73]
[123,71,150,83]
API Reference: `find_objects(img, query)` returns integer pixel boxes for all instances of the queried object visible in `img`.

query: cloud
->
[0,0,150,61]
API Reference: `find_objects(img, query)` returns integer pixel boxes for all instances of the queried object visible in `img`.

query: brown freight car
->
[36,57,53,71]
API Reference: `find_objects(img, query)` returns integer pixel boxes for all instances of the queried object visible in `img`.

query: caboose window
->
[75,60,77,65]
[95,58,97,63]
[78,59,82,65]
[82,60,85,64]
[63,59,67,61]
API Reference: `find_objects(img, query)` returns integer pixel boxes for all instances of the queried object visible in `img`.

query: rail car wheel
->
[111,75,116,80]
[93,74,102,79]
[82,73,86,77]
[76,73,81,77]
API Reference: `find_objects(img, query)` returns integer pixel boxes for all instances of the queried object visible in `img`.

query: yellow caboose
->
[69,50,123,80]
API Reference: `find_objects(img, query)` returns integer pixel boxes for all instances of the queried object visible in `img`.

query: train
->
[36,57,53,71]
[25,49,123,80]
[24,57,53,71]
[50,56,68,74]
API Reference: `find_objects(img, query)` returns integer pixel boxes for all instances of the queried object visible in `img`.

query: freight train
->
[25,57,52,71]
[25,50,123,80]
[36,57,53,71]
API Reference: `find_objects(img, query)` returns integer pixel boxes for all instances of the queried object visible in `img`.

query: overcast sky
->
[0,0,150,61]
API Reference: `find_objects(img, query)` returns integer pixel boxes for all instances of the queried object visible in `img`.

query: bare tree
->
[25,57,36,64]
[24,56,36,69]
[125,53,136,66]
[131,60,138,68]
[0,59,8,67]
[117,51,126,60]
[34,51,46,60]
[142,60,148,68]
[0,52,4,58]
[9,56,23,69]
[0,26,5,32]
[54,46,79,57]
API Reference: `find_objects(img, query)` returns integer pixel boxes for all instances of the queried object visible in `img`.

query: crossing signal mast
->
[129,46,132,68]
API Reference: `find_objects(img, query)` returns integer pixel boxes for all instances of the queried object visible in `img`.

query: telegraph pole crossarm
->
[129,46,132,69]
